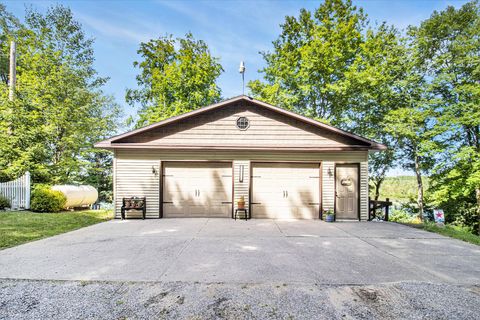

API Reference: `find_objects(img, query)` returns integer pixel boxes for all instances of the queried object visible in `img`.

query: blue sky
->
[2,0,470,175]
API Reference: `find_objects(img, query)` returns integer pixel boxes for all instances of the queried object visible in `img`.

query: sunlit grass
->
[401,221,480,246]
[0,210,113,249]
[421,223,480,246]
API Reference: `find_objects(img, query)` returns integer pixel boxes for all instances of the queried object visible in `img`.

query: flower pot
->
[237,196,245,209]
[325,214,335,222]
[237,201,245,209]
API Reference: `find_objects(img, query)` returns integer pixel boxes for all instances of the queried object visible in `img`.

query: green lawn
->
[402,222,480,246]
[0,210,113,249]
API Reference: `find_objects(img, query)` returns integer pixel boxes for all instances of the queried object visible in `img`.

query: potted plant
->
[237,196,245,209]
[324,209,335,222]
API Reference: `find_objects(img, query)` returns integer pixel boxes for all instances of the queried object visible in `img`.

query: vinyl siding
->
[322,161,335,213]
[114,150,368,220]
[233,160,249,218]
[114,156,160,218]
[360,161,369,220]
[117,103,365,148]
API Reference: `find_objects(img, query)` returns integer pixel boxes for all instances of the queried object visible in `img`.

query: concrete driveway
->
[0,219,478,284]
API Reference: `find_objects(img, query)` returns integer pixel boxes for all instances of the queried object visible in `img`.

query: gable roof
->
[95,95,386,151]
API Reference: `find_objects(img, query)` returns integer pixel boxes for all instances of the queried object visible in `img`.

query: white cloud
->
[76,12,158,44]
[156,0,215,29]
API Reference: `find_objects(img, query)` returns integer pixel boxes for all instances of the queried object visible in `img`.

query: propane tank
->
[51,185,98,208]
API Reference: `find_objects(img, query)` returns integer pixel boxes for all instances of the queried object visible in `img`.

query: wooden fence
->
[0,172,31,210]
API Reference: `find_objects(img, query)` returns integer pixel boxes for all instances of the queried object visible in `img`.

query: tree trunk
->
[414,155,424,221]
[374,178,384,201]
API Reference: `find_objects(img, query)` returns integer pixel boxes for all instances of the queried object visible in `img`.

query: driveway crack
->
[158,219,209,280]
[273,220,286,237]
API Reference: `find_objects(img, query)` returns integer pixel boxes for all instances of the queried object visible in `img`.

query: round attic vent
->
[236,117,250,130]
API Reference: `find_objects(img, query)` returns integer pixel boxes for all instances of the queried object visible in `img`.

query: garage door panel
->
[163,162,232,217]
[296,206,318,219]
[252,163,320,219]
[253,205,317,219]
[163,203,188,216]
[290,190,319,203]
[253,205,296,219]
[163,187,195,202]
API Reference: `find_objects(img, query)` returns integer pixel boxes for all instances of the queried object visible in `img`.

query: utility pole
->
[9,40,16,101]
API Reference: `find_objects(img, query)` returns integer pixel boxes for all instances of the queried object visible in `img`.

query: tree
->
[127,33,223,127]
[248,0,366,123]
[369,149,396,201]
[82,149,114,202]
[0,5,120,190]
[342,23,407,199]
[411,1,480,232]
[249,1,406,198]
[383,51,445,219]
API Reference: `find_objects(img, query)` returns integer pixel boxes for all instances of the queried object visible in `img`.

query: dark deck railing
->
[368,197,393,221]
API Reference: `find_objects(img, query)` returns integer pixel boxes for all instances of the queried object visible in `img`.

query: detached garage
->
[95,96,385,220]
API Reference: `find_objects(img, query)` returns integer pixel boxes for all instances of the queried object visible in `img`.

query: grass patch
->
[401,222,480,246]
[0,209,113,249]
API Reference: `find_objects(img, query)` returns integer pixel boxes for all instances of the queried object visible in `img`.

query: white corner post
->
[25,171,31,209]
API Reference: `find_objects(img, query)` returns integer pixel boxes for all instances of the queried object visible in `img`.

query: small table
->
[234,208,249,221]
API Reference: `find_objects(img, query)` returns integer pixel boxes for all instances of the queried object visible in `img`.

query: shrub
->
[389,209,418,224]
[31,186,67,213]
[0,195,10,210]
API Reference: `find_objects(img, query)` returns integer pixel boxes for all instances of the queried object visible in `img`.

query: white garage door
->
[251,163,320,219]
[163,162,232,217]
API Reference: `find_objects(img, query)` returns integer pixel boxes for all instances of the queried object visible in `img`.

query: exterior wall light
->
[239,165,244,183]
[328,167,333,177]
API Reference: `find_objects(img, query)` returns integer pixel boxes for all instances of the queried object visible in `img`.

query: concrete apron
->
[0,219,478,284]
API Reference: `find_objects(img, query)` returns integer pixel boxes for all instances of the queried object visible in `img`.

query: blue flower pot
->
[325,215,335,222]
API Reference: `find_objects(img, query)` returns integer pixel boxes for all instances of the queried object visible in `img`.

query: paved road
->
[0,219,479,319]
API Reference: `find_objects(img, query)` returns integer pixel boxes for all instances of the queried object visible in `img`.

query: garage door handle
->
[163,201,173,204]
[308,203,320,205]
[221,202,232,204]
[251,202,261,205]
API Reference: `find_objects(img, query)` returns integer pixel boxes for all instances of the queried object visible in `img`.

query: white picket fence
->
[0,172,31,210]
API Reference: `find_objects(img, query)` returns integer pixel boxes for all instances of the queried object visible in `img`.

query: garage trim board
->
[97,95,386,220]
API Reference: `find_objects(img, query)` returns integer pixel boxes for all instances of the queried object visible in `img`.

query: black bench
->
[121,197,146,219]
